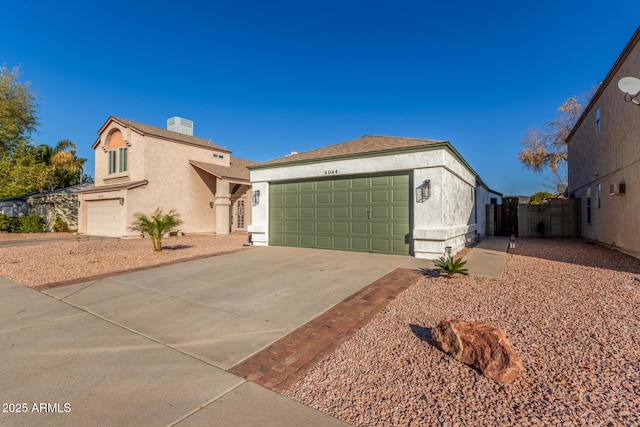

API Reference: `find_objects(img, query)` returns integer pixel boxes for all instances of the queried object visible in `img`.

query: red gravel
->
[284,239,640,426]
[0,233,249,287]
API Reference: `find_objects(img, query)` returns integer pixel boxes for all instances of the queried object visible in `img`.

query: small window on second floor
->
[119,147,128,172]
[109,151,117,174]
[595,107,601,132]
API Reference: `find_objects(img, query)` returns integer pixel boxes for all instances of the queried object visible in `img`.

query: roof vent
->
[284,151,299,157]
[167,116,194,136]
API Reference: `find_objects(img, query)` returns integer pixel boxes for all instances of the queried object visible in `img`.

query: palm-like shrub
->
[433,255,469,278]
[129,208,183,252]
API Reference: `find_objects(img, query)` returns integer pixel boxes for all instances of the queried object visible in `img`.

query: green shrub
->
[53,217,69,232]
[0,213,12,232]
[17,215,45,233]
[433,255,469,278]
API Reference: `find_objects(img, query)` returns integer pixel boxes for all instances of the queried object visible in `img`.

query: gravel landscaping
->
[2,234,638,425]
[284,239,640,426]
[0,233,249,287]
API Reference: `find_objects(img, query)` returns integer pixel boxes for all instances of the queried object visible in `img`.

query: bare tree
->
[518,96,586,189]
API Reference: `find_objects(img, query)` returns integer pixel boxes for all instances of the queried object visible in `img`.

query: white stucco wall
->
[249,145,495,259]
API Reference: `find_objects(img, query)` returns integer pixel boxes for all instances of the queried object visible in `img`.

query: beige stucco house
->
[78,117,254,237]
[567,26,640,257]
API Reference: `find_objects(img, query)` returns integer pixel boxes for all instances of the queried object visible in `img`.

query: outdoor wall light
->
[209,201,214,208]
[252,190,260,206]
[119,198,124,206]
[416,180,430,203]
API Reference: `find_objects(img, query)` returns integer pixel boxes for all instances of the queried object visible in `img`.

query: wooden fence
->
[486,199,581,238]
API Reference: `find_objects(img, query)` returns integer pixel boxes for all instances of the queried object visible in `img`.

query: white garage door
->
[86,199,123,237]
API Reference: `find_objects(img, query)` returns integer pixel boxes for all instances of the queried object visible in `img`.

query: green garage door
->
[269,173,410,255]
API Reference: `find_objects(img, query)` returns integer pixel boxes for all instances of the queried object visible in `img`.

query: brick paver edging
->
[229,267,421,393]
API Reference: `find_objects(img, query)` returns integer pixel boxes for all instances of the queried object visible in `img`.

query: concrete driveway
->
[1,246,427,426]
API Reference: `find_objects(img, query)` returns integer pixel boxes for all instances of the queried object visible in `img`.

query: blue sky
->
[2,1,639,196]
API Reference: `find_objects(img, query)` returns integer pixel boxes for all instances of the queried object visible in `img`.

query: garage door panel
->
[300,182,315,190]
[334,207,349,218]
[334,222,349,234]
[317,207,331,218]
[271,221,285,232]
[371,206,390,219]
[351,237,369,251]
[317,192,331,204]
[333,191,349,204]
[317,221,331,233]
[393,207,409,219]
[352,191,369,203]
[351,222,368,235]
[301,193,314,204]
[371,190,390,203]
[371,239,390,253]
[285,222,299,232]
[393,189,409,202]
[317,236,332,247]
[352,207,368,219]
[300,235,315,246]
[393,223,410,236]
[300,221,314,232]
[269,173,409,255]
[333,236,349,250]
[285,234,299,245]
[371,223,390,235]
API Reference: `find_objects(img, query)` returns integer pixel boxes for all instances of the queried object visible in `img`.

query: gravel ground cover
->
[284,239,640,426]
[0,233,249,287]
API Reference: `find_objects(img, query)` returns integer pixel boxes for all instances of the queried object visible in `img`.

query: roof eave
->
[248,142,452,170]
[567,26,640,143]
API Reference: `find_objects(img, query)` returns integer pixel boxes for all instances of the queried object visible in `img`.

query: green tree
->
[518,96,585,187]
[129,208,183,252]
[528,191,553,205]
[0,67,39,155]
[0,142,50,198]
[32,140,87,190]
[49,139,86,189]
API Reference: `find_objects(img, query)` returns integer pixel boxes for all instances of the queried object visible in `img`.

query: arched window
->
[106,130,128,174]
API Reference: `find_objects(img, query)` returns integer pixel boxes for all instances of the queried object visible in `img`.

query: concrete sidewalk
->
[462,236,510,279]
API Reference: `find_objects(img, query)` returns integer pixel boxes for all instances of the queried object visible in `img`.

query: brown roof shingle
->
[109,117,230,152]
[190,157,257,182]
[253,135,448,167]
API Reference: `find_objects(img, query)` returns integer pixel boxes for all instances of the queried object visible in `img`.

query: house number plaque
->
[323,170,339,175]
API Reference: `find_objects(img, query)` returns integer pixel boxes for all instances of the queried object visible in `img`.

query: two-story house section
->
[78,116,255,238]
[567,27,640,258]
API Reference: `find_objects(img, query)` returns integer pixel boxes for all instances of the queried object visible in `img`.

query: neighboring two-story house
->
[248,135,501,259]
[78,116,255,237]
[567,26,640,257]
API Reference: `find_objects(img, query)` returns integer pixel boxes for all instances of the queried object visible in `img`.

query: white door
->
[86,199,122,237]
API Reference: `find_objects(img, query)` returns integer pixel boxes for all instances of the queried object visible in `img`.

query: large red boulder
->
[432,318,523,383]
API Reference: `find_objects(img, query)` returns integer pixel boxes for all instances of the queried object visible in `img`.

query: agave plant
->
[432,255,469,278]
[129,208,183,252]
